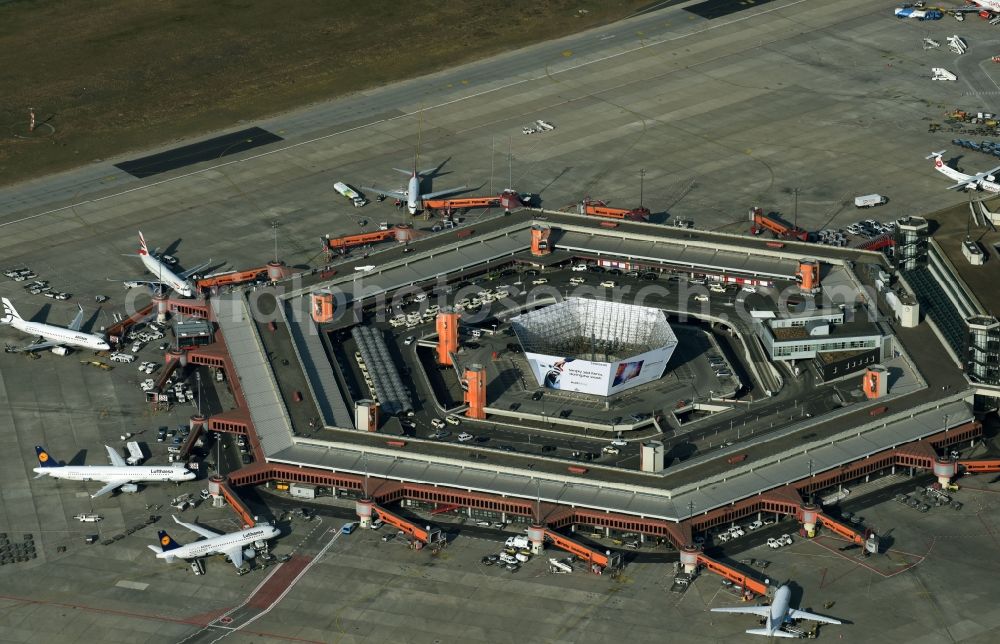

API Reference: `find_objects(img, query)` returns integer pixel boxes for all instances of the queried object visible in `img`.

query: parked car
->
[445,415,461,426]
[457,432,474,442]
[431,418,446,429]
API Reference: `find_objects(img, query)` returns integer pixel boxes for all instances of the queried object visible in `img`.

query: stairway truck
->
[125,441,144,465]
[854,194,887,208]
[334,182,369,207]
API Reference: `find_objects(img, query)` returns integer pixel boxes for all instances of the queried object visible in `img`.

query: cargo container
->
[289,483,317,499]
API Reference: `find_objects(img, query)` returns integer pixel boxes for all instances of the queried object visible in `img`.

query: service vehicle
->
[334,181,368,207]
[445,415,461,426]
[854,194,888,208]
[599,280,616,288]
[74,513,103,523]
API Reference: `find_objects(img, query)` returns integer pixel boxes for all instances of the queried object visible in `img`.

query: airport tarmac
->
[0,0,989,298]
[8,470,996,644]
[2,1,999,642]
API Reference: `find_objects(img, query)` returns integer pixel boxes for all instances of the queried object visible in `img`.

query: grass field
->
[0,0,651,187]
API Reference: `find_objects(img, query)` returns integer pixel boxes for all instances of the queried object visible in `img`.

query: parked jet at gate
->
[148,515,280,570]
[1,298,110,354]
[954,1,1000,13]
[33,445,195,498]
[711,585,843,638]
[112,231,210,297]
[927,150,1000,192]
[369,160,467,215]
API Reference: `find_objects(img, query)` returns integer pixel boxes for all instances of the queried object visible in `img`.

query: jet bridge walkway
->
[372,504,445,546]
[543,528,621,572]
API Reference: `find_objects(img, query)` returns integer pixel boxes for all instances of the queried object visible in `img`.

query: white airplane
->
[711,585,843,638]
[928,150,1000,192]
[947,35,967,54]
[932,67,957,81]
[148,515,280,570]
[112,231,210,298]
[955,1,1000,13]
[923,37,941,49]
[370,160,467,215]
[33,445,196,498]
[1,298,110,354]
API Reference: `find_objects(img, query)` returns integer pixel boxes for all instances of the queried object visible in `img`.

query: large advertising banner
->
[606,345,671,395]
[524,353,612,396]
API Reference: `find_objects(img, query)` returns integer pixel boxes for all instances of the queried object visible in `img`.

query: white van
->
[110,352,136,363]
[854,194,887,208]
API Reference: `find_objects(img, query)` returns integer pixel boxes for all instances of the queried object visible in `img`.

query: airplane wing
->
[68,306,84,332]
[172,514,220,540]
[90,479,128,498]
[746,628,800,638]
[105,277,163,286]
[222,544,244,569]
[5,339,58,353]
[710,606,771,617]
[368,183,407,200]
[788,609,842,625]
[422,185,469,200]
[179,260,213,280]
[104,445,128,468]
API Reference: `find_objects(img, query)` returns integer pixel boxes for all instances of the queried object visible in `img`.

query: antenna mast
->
[508,137,513,190]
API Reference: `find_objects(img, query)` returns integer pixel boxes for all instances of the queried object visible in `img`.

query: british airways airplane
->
[112,231,210,298]
[368,159,467,215]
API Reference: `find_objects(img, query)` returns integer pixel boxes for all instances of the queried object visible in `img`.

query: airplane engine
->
[243,547,256,560]
[987,175,996,182]
[120,483,139,493]
[51,346,70,356]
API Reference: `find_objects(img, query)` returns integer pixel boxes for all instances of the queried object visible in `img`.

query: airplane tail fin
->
[1,297,22,324]
[34,446,62,469]
[138,231,149,256]
[156,529,183,552]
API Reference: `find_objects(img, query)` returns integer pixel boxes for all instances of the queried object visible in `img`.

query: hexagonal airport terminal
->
[510,298,678,396]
